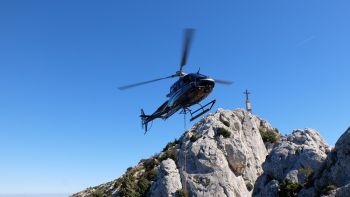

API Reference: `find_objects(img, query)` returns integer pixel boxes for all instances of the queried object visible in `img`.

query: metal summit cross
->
[244,89,252,113]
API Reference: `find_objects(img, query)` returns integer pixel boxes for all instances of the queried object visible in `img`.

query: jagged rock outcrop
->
[72,109,278,197]
[253,129,330,197]
[176,109,274,196]
[310,127,350,196]
[72,109,350,197]
[317,128,350,186]
[149,159,182,196]
[253,127,350,197]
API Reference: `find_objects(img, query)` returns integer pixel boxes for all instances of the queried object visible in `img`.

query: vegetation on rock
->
[115,164,157,197]
[278,179,302,197]
[321,184,337,195]
[175,188,189,197]
[299,166,314,187]
[190,133,200,142]
[158,148,178,162]
[163,139,179,151]
[246,182,254,191]
[142,158,159,171]
[217,127,231,138]
[259,128,280,143]
[220,118,230,127]
[118,173,138,197]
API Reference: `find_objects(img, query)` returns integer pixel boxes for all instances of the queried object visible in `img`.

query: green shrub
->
[278,179,302,197]
[166,149,177,160]
[118,174,138,197]
[217,127,231,138]
[163,139,179,151]
[246,182,254,191]
[321,184,337,195]
[259,128,280,143]
[190,134,200,142]
[118,167,157,197]
[175,188,189,197]
[145,169,157,181]
[159,148,178,162]
[299,166,313,177]
[299,166,314,188]
[143,158,159,171]
[137,178,150,196]
[113,177,122,190]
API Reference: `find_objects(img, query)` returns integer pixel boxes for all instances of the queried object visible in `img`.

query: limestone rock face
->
[149,159,182,197]
[179,110,272,196]
[312,127,350,197]
[253,129,330,197]
[330,128,350,186]
[178,110,267,196]
[72,109,276,197]
[72,109,350,197]
[176,109,271,196]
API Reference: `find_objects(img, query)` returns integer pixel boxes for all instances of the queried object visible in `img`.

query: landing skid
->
[182,99,216,122]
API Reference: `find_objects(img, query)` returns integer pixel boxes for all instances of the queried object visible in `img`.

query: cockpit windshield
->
[196,73,207,78]
[169,73,209,93]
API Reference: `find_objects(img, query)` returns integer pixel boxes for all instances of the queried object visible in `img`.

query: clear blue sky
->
[0,0,349,195]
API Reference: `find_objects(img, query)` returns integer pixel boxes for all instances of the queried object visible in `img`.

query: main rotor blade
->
[179,28,195,72]
[214,79,234,85]
[118,75,176,90]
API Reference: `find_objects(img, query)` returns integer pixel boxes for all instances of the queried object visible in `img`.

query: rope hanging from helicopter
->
[180,107,191,129]
[183,111,186,129]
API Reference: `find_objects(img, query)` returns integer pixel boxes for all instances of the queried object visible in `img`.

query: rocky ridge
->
[72,109,350,197]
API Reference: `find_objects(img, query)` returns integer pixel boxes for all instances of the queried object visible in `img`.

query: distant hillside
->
[72,109,350,197]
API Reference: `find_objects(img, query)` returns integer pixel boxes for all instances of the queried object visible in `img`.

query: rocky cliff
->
[72,109,350,197]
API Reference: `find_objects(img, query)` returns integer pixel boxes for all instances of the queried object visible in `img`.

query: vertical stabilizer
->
[140,109,149,134]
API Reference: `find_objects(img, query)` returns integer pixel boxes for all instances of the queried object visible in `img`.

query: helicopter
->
[118,29,232,133]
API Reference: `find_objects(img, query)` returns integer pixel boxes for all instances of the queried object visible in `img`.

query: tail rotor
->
[140,109,150,134]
